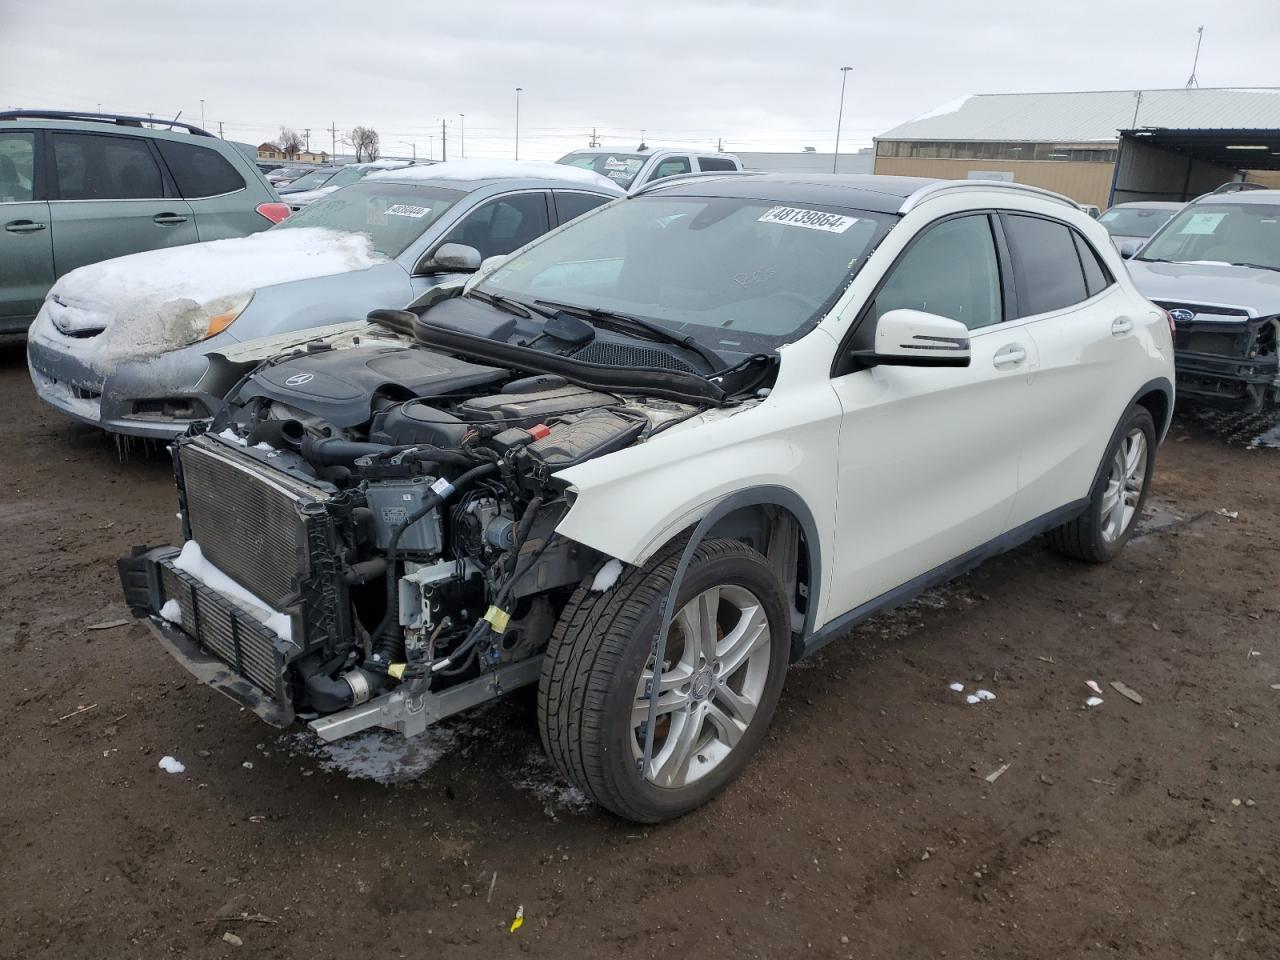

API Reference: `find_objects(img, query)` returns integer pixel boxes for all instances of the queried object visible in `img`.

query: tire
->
[1046,406,1156,563]
[538,537,790,823]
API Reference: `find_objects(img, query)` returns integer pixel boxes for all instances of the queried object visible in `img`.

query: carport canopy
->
[1110,127,1280,205]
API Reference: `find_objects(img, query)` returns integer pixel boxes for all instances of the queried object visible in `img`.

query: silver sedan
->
[27,164,621,437]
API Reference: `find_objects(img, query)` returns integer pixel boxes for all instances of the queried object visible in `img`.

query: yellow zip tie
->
[483,605,511,633]
[509,904,524,933]
[387,663,407,680]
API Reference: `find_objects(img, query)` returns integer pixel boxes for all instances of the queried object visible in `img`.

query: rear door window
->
[441,191,550,260]
[0,130,36,202]
[697,157,738,172]
[552,190,610,225]
[1002,214,1089,316]
[52,133,164,200]
[156,140,245,198]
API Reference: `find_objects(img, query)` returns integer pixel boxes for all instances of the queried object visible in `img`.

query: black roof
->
[644,173,939,214]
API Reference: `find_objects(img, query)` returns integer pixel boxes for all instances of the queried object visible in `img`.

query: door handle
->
[4,219,47,234]
[152,213,189,225]
[993,343,1027,368]
[1112,316,1134,336]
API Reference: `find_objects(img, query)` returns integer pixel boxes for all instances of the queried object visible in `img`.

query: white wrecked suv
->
[119,174,1175,822]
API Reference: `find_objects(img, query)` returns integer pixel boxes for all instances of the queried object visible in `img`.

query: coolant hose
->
[246,418,306,449]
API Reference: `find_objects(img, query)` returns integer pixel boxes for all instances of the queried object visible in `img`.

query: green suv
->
[0,110,290,335]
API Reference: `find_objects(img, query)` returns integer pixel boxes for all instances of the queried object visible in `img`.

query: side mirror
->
[1117,240,1139,260]
[864,309,971,367]
[418,242,482,275]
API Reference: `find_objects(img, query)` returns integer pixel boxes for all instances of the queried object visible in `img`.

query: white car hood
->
[36,228,385,368]
[285,185,341,206]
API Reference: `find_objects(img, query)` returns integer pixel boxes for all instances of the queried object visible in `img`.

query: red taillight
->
[256,202,291,224]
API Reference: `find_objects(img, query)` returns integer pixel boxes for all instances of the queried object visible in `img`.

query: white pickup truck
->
[557,146,742,192]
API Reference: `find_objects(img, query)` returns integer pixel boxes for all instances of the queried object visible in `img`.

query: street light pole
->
[833,66,852,174]
[200,99,205,129]
[459,113,465,159]
[515,87,523,160]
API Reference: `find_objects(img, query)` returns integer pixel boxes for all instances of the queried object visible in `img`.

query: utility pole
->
[217,121,224,139]
[833,66,852,173]
[330,122,337,161]
[459,114,465,158]
[717,136,723,152]
[304,127,311,152]
[441,118,447,161]
[1185,25,1203,88]
[200,99,205,129]
[515,87,523,160]
[589,127,599,147]
[429,135,435,160]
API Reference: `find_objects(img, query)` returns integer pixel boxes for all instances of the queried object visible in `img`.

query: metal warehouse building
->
[873,88,1280,208]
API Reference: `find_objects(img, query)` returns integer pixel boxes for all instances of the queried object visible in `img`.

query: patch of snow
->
[965,694,980,705]
[158,599,181,622]
[173,540,293,642]
[284,185,341,205]
[36,228,383,372]
[590,558,624,592]
[975,689,996,701]
[908,94,973,123]
[1085,696,1104,708]
[217,428,247,446]
[948,682,965,693]
[158,755,185,774]
[368,158,621,193]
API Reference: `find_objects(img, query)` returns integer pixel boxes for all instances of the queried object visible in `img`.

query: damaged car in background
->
[120,173,1173,822]
[1123,189,1280,410]
[27,161,620,437]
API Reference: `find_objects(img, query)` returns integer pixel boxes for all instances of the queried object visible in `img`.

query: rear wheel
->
[1047,406,1155,562]
[538,538,790,822]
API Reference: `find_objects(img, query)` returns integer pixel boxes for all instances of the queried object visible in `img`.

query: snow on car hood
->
[1126,258,1280,317]
[37,228,384,367]
[367,158,621,192]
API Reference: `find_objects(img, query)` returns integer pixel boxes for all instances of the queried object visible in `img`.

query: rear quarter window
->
[156,140,245,199]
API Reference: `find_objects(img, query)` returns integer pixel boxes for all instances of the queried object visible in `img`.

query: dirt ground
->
[2,339,1278,960]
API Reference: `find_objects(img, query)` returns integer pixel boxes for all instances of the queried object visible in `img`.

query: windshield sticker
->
[385,203,431,218]
[1179,212,1226,235]
[604,157,641,172]
[758,206,858,233]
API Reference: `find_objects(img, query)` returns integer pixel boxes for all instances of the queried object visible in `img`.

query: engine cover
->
[239,345,506,427]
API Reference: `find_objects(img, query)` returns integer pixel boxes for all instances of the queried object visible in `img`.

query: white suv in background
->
[557,146,742,191]
[122,174,1175,822]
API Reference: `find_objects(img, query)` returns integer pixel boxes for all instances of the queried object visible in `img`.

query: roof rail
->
[631,169,764,196]
[0,109,215,137]
[898,180,1076,215]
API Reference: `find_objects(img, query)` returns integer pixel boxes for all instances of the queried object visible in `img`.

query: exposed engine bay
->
[119,294,775,739]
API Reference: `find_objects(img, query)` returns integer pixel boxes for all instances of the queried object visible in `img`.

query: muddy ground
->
[1,340,1278,959]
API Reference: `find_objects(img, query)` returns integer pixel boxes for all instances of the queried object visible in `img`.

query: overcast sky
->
[2,0,1277,162]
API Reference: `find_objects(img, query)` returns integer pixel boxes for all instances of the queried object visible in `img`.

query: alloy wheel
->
[1100,427,1148,543]
[631,584,772,788]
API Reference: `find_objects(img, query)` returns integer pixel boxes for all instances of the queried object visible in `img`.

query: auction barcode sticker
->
[386,204,431,218]
[758,206,858,233]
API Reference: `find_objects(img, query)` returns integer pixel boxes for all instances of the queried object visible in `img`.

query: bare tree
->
[349,126,380,162]
[278,126,305,160]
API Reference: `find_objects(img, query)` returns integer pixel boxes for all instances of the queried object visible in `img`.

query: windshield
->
[1139,202,1280,269]
[285,169,336,191]
[1100,206,1178,239]
[321,165,369,190]
[275,181,462,258]
[559,152,648,189]
[478,194,893,353]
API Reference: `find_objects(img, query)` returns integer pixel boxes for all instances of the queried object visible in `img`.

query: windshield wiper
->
[533,299,724,372]
[1229,261,1280,273]
[466,289,541,320]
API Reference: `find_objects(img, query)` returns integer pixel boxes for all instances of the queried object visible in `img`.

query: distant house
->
[256,142,329,163]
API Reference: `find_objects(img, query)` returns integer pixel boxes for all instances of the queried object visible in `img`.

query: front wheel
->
[538,538,790,822]
[1046,406,1156,563]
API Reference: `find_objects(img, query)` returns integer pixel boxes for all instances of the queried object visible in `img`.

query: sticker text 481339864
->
[757,206,858,234]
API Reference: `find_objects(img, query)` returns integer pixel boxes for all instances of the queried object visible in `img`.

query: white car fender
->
[553,329,843,616]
